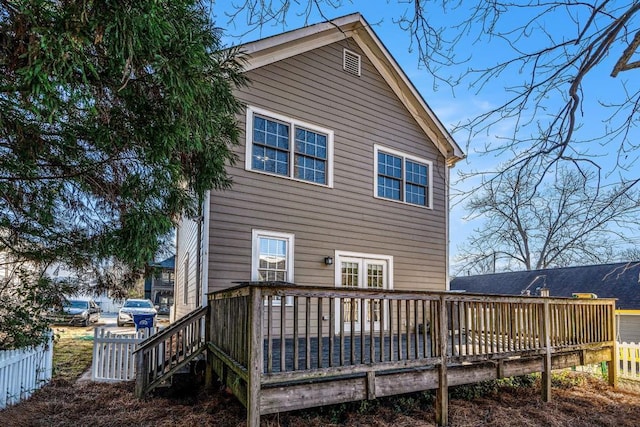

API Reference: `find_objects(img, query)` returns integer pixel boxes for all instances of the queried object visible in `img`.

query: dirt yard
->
[2,327,639,426]
[1,372,639,426]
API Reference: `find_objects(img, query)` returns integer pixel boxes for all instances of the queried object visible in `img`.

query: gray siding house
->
[173,14,464,321]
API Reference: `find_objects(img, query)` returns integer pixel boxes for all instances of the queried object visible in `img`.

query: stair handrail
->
[134,305,208,398]
[134,305,208,355]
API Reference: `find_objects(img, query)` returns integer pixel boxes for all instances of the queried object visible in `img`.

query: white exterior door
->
[335,253,391,333]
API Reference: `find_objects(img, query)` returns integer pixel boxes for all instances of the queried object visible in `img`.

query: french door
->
[335,256,389,333]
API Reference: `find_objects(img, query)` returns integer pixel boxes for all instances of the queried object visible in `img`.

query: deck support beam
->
[247,287,263,427]
[205,306,215,391]
[367,371,376,400]
[435,296,448,426]
[608,341,618,387]
[607,302,618,388]
[541,299,552,402]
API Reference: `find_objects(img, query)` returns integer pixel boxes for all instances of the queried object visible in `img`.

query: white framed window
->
[374,145,433,208]
[245,106,334,187]
[252,229,295,306]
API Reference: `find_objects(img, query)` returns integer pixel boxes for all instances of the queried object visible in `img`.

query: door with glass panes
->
[335,257,388,333]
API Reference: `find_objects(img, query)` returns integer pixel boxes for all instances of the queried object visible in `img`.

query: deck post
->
[204,304,215,390]
[607,301,618,387]
[247,286,263,427]
[134,350,148,398]
[541,299,552,402]
[435,295,448,426]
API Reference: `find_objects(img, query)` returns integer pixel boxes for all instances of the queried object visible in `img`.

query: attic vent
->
[343,49,361,76]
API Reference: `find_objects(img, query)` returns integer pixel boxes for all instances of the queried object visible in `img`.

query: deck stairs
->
[134,305,208,397]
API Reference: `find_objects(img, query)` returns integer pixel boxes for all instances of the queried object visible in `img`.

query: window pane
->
[294,153,327,184]
[255,116,289,150]
[378,152,402,179]
[254,116,266,131]
[378,176,401,200]
[406,160,428,186]
[294,127,327,184]
[341,262,359,287]
[275,150,289,175]
[406,183,426,206]
[252,115,290,176]
[254,129,265,143]
[257,236,288,282]
[367,264,384,289]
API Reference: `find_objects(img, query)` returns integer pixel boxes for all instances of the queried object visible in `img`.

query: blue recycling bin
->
[133,313,156,331]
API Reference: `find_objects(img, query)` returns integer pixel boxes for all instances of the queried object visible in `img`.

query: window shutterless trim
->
[245,106,334,188]
[251,229,295,306]
[373,144,433,209]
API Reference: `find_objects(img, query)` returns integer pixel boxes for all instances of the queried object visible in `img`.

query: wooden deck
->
[206,283,618,426]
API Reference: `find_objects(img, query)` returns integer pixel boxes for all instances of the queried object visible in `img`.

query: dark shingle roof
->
[450,262,640,310]
[150,255,175,269]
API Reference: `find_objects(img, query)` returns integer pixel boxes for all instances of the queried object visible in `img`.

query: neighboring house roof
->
[239,13,465,166]
[150,255,175,269]
[450,262,640,310]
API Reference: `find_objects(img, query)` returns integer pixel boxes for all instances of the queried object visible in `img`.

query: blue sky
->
[211,1,640,266]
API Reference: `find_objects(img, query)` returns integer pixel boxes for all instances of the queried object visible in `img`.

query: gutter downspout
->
[445,163,451,291]
[196,205,202,309]
[200,190,210,308]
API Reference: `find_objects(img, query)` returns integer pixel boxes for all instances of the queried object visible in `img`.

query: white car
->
[117,298,157,327]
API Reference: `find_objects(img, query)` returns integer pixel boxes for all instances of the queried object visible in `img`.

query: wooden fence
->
[0,333,54,409]
[619,341,640,380]
[207,283,617,427]
[92,328,157,382]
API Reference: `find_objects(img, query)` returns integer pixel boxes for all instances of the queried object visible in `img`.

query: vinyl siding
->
[174,214,201,320]
[207,38,448,294]
[618,314,640,343]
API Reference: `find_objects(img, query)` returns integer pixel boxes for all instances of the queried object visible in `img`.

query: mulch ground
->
[1,374,639,426]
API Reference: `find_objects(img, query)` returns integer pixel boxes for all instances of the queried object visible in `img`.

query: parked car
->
[117,298,157,327]
[46,298,101,327]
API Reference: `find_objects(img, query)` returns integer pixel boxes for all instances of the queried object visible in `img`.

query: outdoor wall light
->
[324,256,334,266]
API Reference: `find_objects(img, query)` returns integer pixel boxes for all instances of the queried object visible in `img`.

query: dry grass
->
[2,331,639,426]
[51,326,95,382]
[1,373,639,426]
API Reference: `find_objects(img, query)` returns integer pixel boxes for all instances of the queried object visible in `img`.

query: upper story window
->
[374,145,433,208]
[246,106,334,187]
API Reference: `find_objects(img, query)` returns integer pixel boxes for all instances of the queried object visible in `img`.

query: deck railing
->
[207,283,617,426]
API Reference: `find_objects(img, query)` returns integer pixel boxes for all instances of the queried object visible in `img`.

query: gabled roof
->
[150,255,175,269]
[450,262,640,310]
[239,13,465,166]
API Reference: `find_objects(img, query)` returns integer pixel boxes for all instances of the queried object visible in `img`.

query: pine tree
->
[0,0,245,347]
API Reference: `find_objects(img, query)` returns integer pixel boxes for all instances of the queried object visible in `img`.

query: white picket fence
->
[92,327,157,382]
[0,333,54,409]
[619,341,640,380]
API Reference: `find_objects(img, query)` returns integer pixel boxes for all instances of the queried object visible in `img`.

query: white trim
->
[373,144,434,209]
[238,13,464,163]
[334,251,394,291]
[445,167,451,291]
[245,106,334,188]
[251,229,295,282]
[244,31,352,71]
[334,251,393,333]
[252,229,295,306]
[201,190,210,307]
